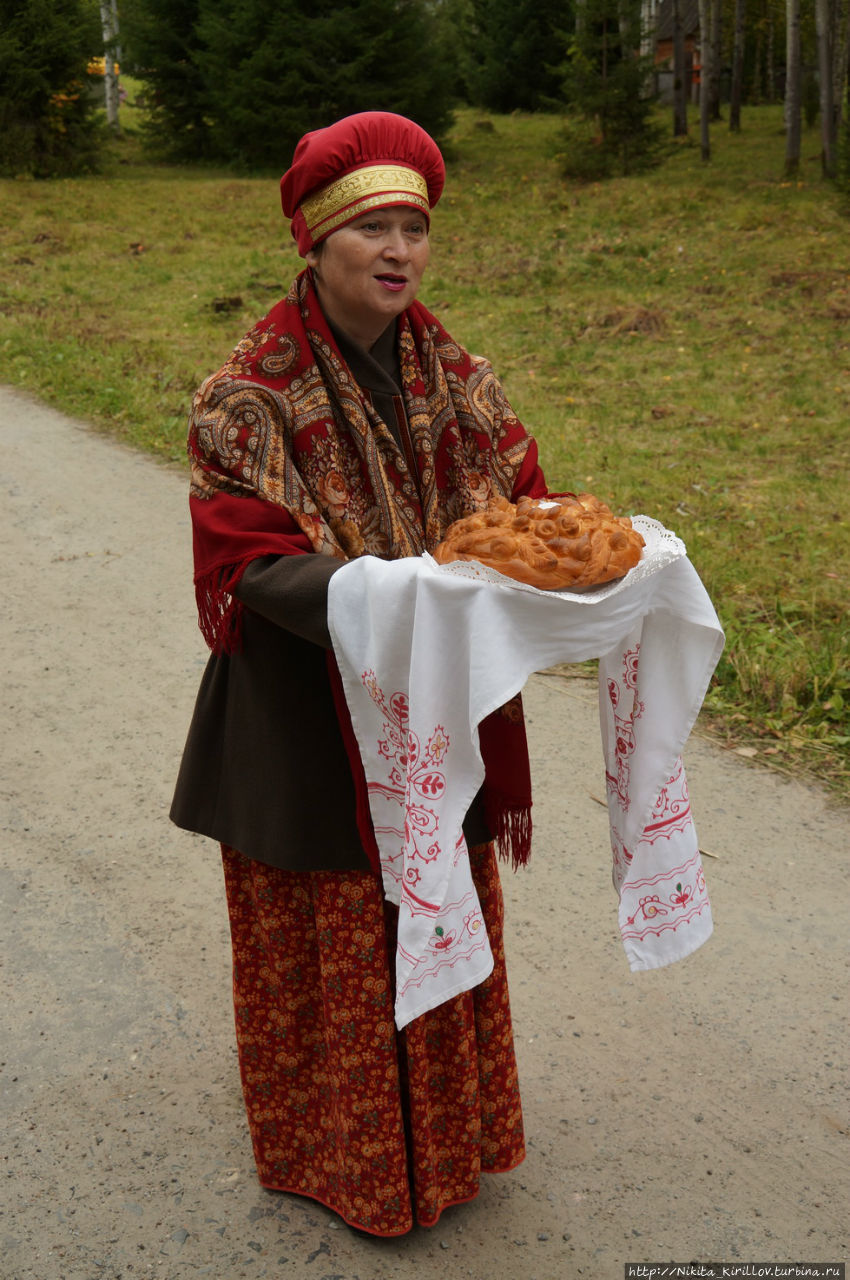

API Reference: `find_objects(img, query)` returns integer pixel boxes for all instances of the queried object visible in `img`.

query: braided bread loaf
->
[432,493,645,590]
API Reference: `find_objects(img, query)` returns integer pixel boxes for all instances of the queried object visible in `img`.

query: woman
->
[171,111,550,1236]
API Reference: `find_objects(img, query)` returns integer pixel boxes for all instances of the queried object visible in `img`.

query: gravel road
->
[2,385,847,1280]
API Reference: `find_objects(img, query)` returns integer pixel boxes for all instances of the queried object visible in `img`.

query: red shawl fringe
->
[194,561,256,656]
[488,795,533,871]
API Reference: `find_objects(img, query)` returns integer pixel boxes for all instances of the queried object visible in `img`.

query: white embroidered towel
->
[327,518,724,1028]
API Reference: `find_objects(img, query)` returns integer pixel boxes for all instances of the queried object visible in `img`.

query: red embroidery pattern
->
[397,878,490,1001]
[641,758,693,842]
[359,671,495,1006]
[612,757,694,870]
[605,642,645,810]
[614,762,709,943]
[620,849,709,940]
[220,842,525,1236]
[362,668,449,897]
[604,644,710,949]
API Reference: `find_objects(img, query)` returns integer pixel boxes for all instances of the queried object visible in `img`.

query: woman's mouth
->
[375,274,408,292]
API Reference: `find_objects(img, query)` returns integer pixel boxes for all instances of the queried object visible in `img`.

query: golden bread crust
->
[432,494,645,589]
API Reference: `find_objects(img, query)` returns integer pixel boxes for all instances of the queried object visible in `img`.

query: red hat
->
[281,112,445,256]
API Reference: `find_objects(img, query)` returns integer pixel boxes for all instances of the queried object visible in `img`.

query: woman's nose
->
[381,229,409,261]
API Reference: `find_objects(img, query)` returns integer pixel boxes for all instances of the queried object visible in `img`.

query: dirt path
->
[2,385,847,1280]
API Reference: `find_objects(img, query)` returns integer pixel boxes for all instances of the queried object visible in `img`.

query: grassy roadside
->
[1,102,848,798]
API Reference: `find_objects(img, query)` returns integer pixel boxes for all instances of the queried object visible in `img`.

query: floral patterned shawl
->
[186,267,546,866]
[188,269,539,641]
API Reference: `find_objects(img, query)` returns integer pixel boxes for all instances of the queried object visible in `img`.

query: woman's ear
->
[305,244,321,273]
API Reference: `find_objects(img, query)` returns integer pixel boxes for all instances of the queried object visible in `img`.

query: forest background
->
[0,0,848,798]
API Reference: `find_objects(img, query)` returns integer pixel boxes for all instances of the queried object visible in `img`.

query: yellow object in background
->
[87,57,120,77]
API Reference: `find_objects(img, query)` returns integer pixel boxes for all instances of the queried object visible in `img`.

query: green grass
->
[1,99,848,797]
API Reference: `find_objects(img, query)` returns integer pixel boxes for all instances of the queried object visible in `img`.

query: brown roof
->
[654,0,701,40]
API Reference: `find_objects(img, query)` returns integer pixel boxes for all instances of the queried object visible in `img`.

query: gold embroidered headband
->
[299,163,430,244]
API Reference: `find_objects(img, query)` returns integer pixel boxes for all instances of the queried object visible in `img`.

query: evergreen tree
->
[0,0,101,177]
[560,0,665,177]
[467,0,571,111]
[430,0,479,104]
[121,0,213,159]
[125,0,454,169]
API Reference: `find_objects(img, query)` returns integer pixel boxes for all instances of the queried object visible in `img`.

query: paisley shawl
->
[189,268,538,651]
[186,268,545,868]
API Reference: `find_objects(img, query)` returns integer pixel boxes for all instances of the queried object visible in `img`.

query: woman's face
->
[306,205,430,348]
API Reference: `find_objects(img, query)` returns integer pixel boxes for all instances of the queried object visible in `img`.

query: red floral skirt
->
[220,841,525,1236]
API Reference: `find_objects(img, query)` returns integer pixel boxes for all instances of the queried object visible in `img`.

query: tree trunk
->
[99,0,121,135]
[785,0,802,175]
[838,0,850,132]
[816,0,837,175]
[641,0,659,58]
[575,0,586,37]
[710,0,723,118]
[111,0,121,61]
[767,10,776,99]
[752,24,762,103]
[730,0,746,128]
[697,0,712,157]
[673,0,689,134]
[846,19,850,146]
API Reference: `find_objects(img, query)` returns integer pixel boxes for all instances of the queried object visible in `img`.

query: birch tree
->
[99,0,120,135]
